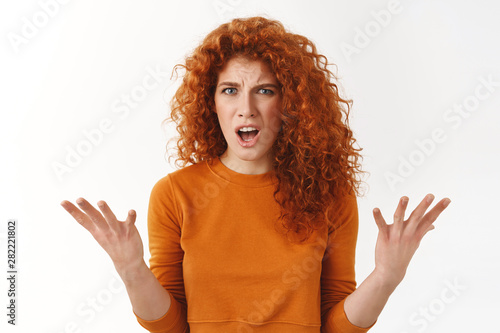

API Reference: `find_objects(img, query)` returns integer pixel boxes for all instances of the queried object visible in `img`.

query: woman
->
[60,17,451,332]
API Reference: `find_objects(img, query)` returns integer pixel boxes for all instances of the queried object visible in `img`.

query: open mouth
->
[237,127,260,142]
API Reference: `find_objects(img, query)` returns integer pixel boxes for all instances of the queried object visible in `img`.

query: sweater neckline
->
[206,156,278,187]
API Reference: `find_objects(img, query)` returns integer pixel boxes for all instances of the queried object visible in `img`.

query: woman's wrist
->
[372,266,404,291]
[114,259,149,284]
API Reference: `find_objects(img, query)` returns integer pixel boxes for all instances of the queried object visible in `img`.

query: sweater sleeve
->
[134,175,189,333]
[320,192,376,332]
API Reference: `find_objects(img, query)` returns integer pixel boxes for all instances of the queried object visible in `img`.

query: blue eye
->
[222,88,237,95]
[259,88,274,95]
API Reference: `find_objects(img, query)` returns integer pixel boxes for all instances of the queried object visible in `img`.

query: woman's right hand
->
[60,198,145,276]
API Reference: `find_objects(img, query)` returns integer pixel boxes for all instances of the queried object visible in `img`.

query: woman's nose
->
[238,93,255,118]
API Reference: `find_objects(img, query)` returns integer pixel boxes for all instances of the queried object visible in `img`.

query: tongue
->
[240,130,258,141]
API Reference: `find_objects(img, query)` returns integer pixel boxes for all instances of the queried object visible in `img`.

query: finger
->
[416,198,451,235]
[60,200,96,232]
[407,193,435,222]
[124,209,137,225]
[97,200,119,229]
[75,198,109,230]
[373,207,387,231]
[393,196,409,227]
[422,224,435,236]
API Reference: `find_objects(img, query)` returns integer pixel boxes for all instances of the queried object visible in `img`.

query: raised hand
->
[372,194,451,287]
[60,198,145,275]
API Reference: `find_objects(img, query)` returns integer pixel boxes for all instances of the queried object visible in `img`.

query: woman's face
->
[214,56,282,174]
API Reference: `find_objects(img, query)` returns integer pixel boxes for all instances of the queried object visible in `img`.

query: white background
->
[1,0,499,332]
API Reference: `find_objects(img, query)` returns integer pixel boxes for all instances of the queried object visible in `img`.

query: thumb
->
[422,224,435,236]
[125,210,136,225]
[373,208,387,231]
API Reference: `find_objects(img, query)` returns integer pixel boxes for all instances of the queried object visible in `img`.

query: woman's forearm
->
[117,260,172,321]
[343,269,399,328]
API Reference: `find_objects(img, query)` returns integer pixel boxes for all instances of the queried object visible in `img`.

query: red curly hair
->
[167,16,364,242]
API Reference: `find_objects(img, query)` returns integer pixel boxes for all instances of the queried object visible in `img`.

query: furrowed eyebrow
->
[217,81,241,87]
[216,82,279,89]
[255,83,279,89]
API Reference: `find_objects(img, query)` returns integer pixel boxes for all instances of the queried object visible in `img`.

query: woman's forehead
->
[217,56,277,83]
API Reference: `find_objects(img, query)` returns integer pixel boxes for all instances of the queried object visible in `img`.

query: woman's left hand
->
[372,194,451,287]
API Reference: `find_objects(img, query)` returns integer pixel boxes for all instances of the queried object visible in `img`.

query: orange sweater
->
[135,157,375,332]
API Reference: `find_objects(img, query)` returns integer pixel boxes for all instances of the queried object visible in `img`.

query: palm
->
[61,198,144,273]
[372,194,451,286]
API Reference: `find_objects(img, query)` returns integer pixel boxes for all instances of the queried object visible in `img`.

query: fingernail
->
[76,198,84,205]
[402,197,408,204]
[443,198,451,208]
[426,194,434,203]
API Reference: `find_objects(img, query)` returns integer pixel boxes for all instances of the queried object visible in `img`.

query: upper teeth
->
[239,127,257,132]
